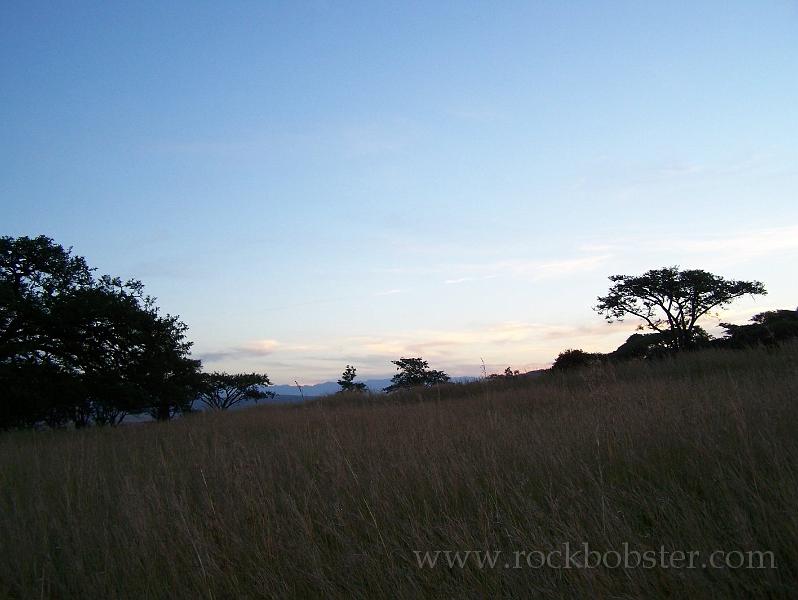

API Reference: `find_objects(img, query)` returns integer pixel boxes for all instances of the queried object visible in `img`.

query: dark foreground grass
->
[1,344,797,598]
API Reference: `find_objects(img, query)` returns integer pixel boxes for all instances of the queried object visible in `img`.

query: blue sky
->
[2,1,797,383]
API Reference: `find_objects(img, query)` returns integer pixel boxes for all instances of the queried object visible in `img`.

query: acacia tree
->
[595,266,766,351]
[196,372,273,410]
[337,365,367,393]
[384,357,449,393]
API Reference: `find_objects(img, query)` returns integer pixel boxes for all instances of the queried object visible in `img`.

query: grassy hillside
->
[2,344,797,598]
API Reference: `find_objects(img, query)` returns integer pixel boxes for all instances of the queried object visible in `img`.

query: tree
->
[612,326,712,360]
[196,372,274,410]
[0,235,202,428]
[337,365,367,393]
[383,357,449,393]
[487,367,520,379]
[612,332,669,360]
[719,308,798,348]
[551,349,603,370]
[595,267,766,351]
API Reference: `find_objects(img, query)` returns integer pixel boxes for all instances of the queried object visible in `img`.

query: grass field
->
[2,344,797,598]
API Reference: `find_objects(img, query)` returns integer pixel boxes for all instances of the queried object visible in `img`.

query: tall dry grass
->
[1,344,797,598]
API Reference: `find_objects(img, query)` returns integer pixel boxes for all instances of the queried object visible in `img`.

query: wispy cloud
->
[148,116,421,162]
[654,225,798,261]
[596,224,798,267]
[380,249,613,281]
[574,152,793,192]
[241,340,280,355]
[444,275,499,285]
[198,339,280,363]
[348,320,632,366]
[448,253,613,281]
[195,319,636,382]
[374,288,404,296]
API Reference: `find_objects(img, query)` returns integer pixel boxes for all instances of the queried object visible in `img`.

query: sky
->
[2,1,797,383]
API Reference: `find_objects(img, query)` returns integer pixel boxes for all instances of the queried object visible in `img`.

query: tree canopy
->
[720,308,798,348]
[384,357,449,393]
[595,266,766,351]
[0,235,202,428]
[196,372,273,410]
[551,349,603,370]
[337,365,367,393]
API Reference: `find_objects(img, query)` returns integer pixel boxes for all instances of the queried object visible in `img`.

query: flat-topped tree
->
[197,372,274,410]
[595,266,766,351]
[384,357,449,393]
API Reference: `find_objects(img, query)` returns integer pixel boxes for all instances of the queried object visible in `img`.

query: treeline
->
[0,236,459,430]
[552,309,798,370]
[552,282,798,370]
[3,235,795,429]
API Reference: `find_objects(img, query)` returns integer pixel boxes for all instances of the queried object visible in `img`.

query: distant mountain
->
[123,371,545,424]
[267,376,487,397]
[267,379,393,397]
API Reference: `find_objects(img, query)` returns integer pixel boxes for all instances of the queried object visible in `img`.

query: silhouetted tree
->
[613,333,667,359]
[196,372,273,410]
[337,365,367,393]
[0,235,202,428]
[613,326,712,360]
[551,349,603,370]
[384,357,449,393]
[488,367,520,379]
[595,267,766,351]
[719,308,798,348]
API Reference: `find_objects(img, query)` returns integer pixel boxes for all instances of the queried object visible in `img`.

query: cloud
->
[198,339,280,363]
[347,320,633,364]
[195,350,237,363]
[240,340,280,355]
[577,152,790,192]
[443,274,500,285]
[374,289,404,296]
[449,253,613,281]
[657,225,798,261]
[148,116,421,162]
[595,224,798,267]
[526,255,613,278]
[195,318,644,383]
[381,249,613,282]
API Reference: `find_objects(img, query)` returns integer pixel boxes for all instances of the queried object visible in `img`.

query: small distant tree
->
[552,349,603,370]
[488,367,520,379]
[595,267,766,351]
[196,372,274,411]
[337,365,367,393]
[384,357,449,393]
